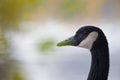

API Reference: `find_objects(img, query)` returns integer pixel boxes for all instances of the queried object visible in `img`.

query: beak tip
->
[56,43,61,47]
[57,37,76,47]
[56,42,63,47]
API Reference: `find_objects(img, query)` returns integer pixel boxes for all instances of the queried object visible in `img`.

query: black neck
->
[87,45,109,80]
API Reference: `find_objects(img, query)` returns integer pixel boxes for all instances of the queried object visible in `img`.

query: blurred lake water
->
[9,20,120,80]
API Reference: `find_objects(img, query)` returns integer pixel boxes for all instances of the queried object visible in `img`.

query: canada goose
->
[57,26,109,80]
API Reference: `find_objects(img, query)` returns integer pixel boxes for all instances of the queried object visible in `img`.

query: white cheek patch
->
[78,31,98,49]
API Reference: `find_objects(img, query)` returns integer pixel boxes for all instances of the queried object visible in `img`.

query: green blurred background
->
[0,0,120,80]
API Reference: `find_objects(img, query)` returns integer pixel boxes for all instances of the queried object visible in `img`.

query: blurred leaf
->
[38,38,56,53]
[58,0,84,18]
[0,0,41,31]
[13,68,25,80]
[13,73,24,80]
[0,29,8,56]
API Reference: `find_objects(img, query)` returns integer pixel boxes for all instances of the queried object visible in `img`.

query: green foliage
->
[38,38,56,53]
[58,0,84,18]
[0,0,41,30]
[13,68,25,80]
[13,73,24,80]
[0,29,8,56]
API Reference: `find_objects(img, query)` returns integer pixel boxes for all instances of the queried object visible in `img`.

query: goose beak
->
[57,36,77,47]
